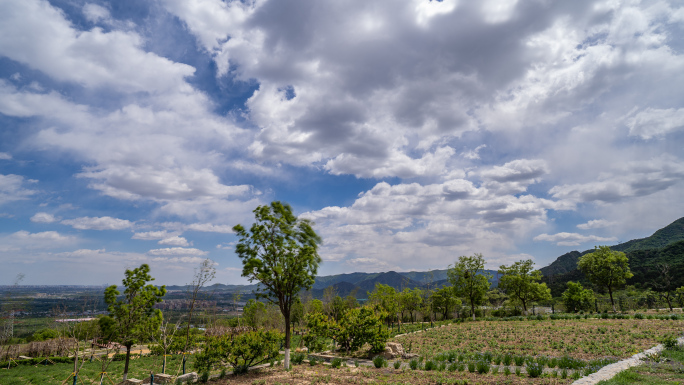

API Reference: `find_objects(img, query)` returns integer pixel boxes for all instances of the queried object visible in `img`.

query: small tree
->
[233,201,322,369]
[368,283,399,327]
[652,263,678,311]
[561,281,595,313]
[100,264,166,380]
[306,307,389,354]
[498,259,551,314]
[448,254,492,321]
[400,288,422,323]
[432,286,461,320]
[577,246,633,312]
[194,329,282,375]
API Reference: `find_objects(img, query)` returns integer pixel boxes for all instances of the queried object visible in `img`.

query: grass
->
[596,348,684,384]
[393,318,684,359]
[0,354,197,385]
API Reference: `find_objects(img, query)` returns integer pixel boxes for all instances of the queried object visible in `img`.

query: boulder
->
[175,372,198,384]
[142,373,174,384]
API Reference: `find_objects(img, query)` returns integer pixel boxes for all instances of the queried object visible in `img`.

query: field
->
[394,318,684,360]
[1,317,682,384]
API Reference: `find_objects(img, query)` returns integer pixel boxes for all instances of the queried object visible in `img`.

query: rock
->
[295,347,308,353]
[382,342,405,359]
[142,373,174,384]
[117,379,142,385]
[175,372,198,384]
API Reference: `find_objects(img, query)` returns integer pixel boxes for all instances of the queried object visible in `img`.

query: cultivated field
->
[393,318,684,360]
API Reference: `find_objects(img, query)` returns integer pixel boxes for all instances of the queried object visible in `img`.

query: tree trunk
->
[73,339,79,375]
[471,302,475,321]
[284,311,291,370]
[609,288,616,313]
[123,345,131,381]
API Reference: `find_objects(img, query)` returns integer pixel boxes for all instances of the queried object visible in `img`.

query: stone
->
[175,372,198,384]
[295,347,308,353]
[117,379,142,385]
[142,373,174,384]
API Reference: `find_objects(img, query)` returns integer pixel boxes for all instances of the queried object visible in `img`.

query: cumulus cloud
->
[132,231,177,240]
[158,236,191,247]
[626,107,684,139]
[533,232,617,247]
[30,212,58,223]
[0,174,37,205]
[61,216,133,230]
[0,230,77,252]
[550,156,684,203]
[147,247,208,257]
[0,152,12,160]
[577,219,616,230]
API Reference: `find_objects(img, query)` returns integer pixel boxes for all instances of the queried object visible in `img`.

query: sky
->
[1,0,684,286]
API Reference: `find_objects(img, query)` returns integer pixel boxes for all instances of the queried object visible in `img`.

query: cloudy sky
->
[1,0,683,285]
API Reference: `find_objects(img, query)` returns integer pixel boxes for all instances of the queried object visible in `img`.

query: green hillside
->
[540,216,684,297]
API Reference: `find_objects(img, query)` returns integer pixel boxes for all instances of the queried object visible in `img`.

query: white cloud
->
[0,230,77,252]
[533,232,617,247]
[0,174,37,205]
[61,216,133,231]
[0,152,11,160]
[158,236,191,247]
[147,247,208,257]
[0,0,195,93]
[30,212,58,223]
[626,107,684,139]
[577,219,615,230]
[132,231,177,240]
[82,3,110,23]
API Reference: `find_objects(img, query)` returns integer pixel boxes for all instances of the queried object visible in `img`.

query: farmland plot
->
[393,319,684,360]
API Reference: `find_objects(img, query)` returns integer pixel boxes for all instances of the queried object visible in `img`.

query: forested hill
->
[540,216,684,296]
[540,216,684,278]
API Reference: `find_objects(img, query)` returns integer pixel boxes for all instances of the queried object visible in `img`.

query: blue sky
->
[1,0,684,285]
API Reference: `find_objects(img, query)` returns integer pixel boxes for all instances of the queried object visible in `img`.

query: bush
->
[199,372,209,383]
[503,354,512,366]
[483,352,493,363]
[447,362,457,372]
[194,329,282,374]
[424,360,436,371]
[291,353,305,365]
[331,358,342,368]
[394,360,402,369]
[467,361,475,373]
[476,360,490,374]
[409,358,419,370]
[662,336,680,351]
[309,356,318,366]
[503,366,511,376]
[515,367,521,376]
[513,355,524,366]
[373,356,386,368]
[527,362,544,378]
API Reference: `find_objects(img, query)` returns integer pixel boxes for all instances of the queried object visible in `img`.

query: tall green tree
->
[100,264,166,380]
[399,288,422,323]
[561,281,595,313]
[368,283,399,326]
[448,254,492,320]
[498,259,551,314]
[577,246,633,312]
[431,286,461,320]
[233,201,322,369]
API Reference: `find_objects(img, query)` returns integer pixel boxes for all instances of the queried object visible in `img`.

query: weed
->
[503,354,512,366]
[527,362,544,378]
[476,360,490,374]
[409,359,419,370]
[504,366,511,376]
[467,361,475,373]
[393,360,402,369]
[373,356,387,368]
[331,358,342,369]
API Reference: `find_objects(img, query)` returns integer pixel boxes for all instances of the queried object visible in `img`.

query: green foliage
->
[475,360,490,374]
[498,259,551,313]
[431,286,461,320]
[424,360,436,371]
[662,335,680,351]
[373,356,387,368]
[527,362,544,378]
[448,254,492,320]
[306,306,389,354]
[562,281,595,312]
[578,246,633,311]
[309,356,318,366]
[409,358,419,370]
[233,201,321,367]
[291,353,305,365]
[193,329,282,375]
[242,299,267,328]
[31,328,59,342]
[331,357,342,368]
[394,360,402,369]
[100,264,166,378]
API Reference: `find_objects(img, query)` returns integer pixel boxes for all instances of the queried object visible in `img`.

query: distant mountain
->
[540,216,684,296]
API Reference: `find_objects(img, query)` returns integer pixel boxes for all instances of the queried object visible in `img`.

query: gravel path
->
[571,336,684,385]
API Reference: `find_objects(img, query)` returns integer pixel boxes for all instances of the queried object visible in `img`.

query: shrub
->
[447,362,457,372]
[438,362,446,371]
[527,362,544,378]
[373,356,387,368]
[476,360,490,374]
[515,367,521,376]
[491,366,499,375]
[483,352,493,363]
[394,360,402,369]
[662,336,680,351]
[291,353,305,365]
[424,360,437,371]
[331,358,342,368]
[199,372,209,383]
[536,356,548,367]
[457,362,465,371]
[493,355,501,365]
[467,361,475,373]
[194,329,282,375]
[409,359,419,370]
[503,366,511,376]
[572,371,581,380]
[503,354,512,366]
[549,357,558,368]
[513,355,524,366]
[309,356,318,366]
[561,368,568,379]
